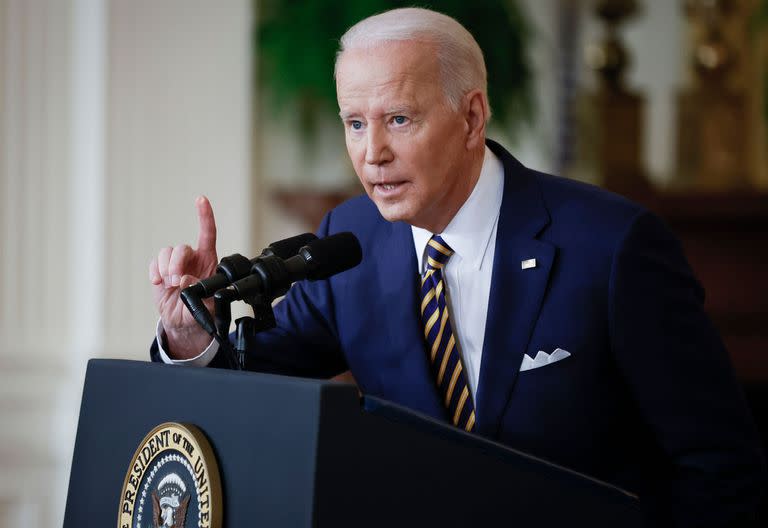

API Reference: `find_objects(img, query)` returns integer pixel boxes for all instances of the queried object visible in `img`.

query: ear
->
[462,89,488,150]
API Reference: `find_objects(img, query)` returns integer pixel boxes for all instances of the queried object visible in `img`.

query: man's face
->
[336,41,474,233]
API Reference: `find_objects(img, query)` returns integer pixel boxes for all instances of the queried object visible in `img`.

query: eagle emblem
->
[151,473,190,528]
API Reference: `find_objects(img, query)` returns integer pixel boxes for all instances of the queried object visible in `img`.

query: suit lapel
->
[475,141,555,438]
[375,220,447,420]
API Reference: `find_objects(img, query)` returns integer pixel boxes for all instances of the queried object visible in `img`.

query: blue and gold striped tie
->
[420,235,475,431]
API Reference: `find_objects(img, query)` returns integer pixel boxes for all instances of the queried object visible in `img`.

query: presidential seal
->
[118,423,222,528]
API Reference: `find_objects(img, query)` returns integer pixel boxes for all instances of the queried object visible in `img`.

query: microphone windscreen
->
[303,232,362,280]
[265,232,318,259]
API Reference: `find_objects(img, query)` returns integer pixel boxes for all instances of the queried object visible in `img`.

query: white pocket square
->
[520,348,571,372]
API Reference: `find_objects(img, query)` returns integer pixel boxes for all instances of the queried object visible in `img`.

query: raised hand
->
[149,196,219,358]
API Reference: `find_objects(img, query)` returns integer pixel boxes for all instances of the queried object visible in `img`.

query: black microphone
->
[181,232,318,336]
[191,232,318,297]
[227,232,362,304]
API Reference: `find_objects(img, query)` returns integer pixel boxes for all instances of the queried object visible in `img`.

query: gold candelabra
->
[676,0,751,189]
[570,0,650,195]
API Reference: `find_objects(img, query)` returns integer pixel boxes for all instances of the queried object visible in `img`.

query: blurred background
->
[0,0,766,525]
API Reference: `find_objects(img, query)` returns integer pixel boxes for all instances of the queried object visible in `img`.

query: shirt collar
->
[412,145,504,272]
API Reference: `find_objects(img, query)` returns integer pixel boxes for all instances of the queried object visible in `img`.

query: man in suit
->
[149,8,765,526]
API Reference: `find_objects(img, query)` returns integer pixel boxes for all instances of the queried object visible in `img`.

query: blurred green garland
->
[256,0,534,136]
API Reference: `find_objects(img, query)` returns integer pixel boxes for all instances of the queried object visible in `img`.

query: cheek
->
[345,140,363,169]
[393,141,425,172]
[405,150,441,188]
[346,153,370,192]
[344,134,357,158]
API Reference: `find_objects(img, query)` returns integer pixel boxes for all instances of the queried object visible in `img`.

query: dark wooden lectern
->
[64,360,640,526]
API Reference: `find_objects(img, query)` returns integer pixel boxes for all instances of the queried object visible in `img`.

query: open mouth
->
[373,181,408,197]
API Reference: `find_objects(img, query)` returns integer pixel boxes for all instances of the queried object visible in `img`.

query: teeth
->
[382,184,395,190]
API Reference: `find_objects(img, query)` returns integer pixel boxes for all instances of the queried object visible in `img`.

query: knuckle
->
[172,245,191,262]
[171,246,193,266]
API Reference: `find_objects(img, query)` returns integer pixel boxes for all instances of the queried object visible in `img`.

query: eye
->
[350,120,363,130]
[392,115,408,125]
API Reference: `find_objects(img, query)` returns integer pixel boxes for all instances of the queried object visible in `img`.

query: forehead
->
[336,41,443,111]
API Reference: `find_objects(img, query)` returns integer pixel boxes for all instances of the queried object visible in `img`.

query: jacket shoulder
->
[531,170,650,245]
[330,192,378,221]
[320,192,395,244]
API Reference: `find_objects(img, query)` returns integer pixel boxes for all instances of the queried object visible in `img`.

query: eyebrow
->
[385,105,415,115]
[339,105,417,121]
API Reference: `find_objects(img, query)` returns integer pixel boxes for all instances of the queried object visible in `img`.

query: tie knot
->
[426,235,453,270]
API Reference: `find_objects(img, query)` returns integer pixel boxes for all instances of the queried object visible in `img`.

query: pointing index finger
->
[195,195,217,253]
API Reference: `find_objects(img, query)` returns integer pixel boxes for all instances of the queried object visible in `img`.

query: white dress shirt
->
[159,146,505,394]
[411,146,504,400]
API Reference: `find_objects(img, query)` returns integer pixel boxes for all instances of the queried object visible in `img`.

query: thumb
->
[179,274,201,290]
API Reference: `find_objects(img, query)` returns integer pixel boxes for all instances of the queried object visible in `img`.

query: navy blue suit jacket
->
[153,140,765,525]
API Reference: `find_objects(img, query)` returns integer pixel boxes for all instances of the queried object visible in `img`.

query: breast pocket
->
[513,346,580,404]
[519,348,572,373]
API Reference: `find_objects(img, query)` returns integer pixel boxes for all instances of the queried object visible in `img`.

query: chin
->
[372,200,415,225]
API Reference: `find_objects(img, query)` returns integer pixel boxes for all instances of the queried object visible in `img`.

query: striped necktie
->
[420,235,475,432]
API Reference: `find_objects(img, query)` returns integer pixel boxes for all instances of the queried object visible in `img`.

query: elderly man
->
[150,8,765,526]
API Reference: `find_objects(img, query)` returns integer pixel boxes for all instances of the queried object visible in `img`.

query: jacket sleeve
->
[150,210,348,379]
[609,210,766,526]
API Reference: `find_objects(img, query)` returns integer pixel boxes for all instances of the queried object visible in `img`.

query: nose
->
[364,124,393,166]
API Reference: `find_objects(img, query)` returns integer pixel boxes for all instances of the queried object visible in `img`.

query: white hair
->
[336,8,489,116]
